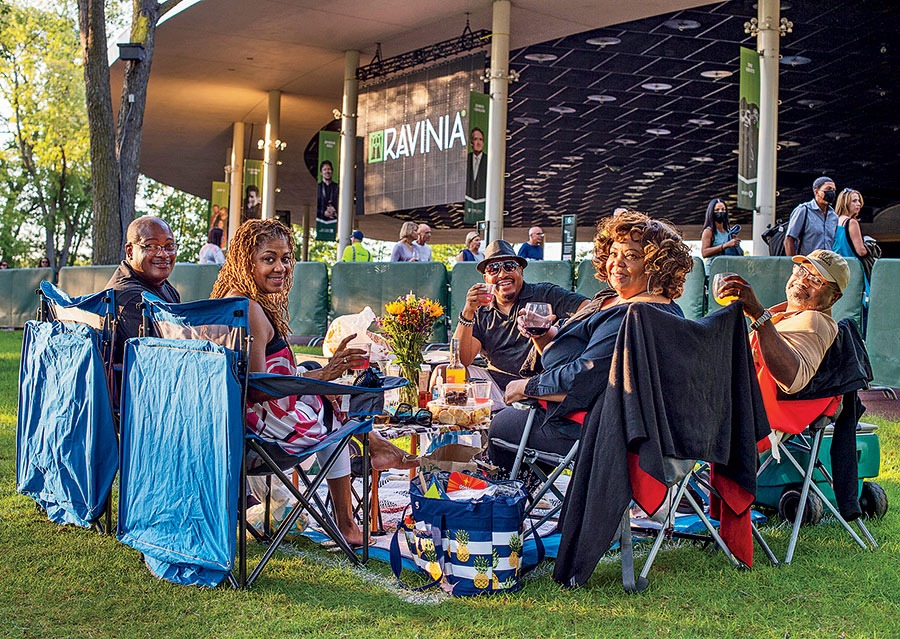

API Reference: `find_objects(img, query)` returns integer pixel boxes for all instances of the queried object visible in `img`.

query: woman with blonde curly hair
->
[487,210,692,472]
[212,219,415,547]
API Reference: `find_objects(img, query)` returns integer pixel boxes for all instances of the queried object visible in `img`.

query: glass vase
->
[399,364,420,408]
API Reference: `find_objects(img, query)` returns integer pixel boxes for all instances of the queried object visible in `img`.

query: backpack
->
[761,220,788,256]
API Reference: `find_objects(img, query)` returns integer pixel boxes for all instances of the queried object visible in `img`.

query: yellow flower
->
[385,301,404,315]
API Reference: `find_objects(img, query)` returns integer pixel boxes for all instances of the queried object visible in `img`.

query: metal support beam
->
[337,51,359,261]
[753,0,781,255]
[261,90,281,220]
[485,0,510,244]
[228,121,245,247]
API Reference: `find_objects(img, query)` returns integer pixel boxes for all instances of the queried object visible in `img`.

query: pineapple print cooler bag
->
[390,472,544,596]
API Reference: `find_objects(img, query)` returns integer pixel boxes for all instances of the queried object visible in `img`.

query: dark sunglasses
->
[484,260,520,276]
[392,403,433,426]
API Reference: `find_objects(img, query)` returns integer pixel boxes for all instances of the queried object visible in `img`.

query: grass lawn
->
[1,329,898,638]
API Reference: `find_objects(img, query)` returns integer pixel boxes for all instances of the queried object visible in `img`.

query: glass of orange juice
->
[713,272,740,306]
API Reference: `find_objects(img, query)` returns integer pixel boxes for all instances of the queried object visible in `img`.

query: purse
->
[389,471,543,596]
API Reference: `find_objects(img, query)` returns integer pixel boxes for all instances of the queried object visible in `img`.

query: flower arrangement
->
[379,293,444,405]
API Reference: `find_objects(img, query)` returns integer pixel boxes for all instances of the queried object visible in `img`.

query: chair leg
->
[361,432,370,565]
[510,407,537,479]
[778,438,872,563]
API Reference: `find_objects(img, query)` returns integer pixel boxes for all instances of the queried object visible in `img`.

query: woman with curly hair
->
[212,219,415,547]
[487,210,693,472]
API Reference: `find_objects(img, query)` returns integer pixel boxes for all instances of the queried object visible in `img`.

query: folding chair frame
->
[33,283,118,534]
[758,415,878,564]
[140,295,372,589]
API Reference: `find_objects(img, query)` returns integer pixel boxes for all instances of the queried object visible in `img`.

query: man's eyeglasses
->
[392,403,433,426]
[484,260,520,276]
[134,242,178,255]
[792,264,826,289]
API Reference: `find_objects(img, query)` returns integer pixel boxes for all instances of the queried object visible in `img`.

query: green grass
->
[1,329,898,638]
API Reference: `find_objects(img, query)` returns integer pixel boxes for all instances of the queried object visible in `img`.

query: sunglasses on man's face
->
[484,260,520,276]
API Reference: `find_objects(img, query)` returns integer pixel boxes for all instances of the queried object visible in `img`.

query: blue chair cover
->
[40,280,115,318]
[118,337,243,587]
[16,320,118,527]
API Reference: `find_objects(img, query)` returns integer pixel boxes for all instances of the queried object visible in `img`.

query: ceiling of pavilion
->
[403,0,900,233]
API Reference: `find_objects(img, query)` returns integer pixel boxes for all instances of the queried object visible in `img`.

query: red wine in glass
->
[523,302,552,337]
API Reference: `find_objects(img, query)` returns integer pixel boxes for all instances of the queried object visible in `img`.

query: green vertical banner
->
[316,131,341,241]
[738,47,760,211]
[561,214,577,263]
[464,92,490,224]
[210,181,229,237]
[242,159,264,221]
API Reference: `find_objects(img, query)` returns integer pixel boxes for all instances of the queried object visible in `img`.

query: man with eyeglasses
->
[517,226,545,261]
[454,240,587,403]
[716,249,849,395]
[105,215,181,364]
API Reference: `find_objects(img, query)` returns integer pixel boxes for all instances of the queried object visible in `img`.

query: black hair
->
[208,227,224,245]
[702,198,729,232]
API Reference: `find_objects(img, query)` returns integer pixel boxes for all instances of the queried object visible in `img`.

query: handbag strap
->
[518,514,546,577]
[389,505,446,591]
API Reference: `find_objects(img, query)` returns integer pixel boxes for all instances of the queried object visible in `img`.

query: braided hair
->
[211,219,295,337]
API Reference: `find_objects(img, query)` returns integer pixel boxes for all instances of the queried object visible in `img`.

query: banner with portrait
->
[210,181,229,238]
[464,91,490,225]
[242,159,264,222]
[316,131,341,241]
[738,47,760,211]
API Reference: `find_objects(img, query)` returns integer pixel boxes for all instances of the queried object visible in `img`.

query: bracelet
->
[457,312,475,327]
[749,310,772,332]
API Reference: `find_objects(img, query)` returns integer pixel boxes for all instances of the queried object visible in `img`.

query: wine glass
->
[712,272,739,306]
[522,302,552,336]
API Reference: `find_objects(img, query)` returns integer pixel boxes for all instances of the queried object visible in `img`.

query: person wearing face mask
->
[700,198,742,259]
[784,176,838,256]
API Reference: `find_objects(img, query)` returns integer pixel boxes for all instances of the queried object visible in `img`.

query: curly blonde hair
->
[211,219,295,336]
[591,210,693,300]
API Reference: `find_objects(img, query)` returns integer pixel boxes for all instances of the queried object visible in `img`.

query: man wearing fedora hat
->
[453,239,587,400]
[715,249,849,394]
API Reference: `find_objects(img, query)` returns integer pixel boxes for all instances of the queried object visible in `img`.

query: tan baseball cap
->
[792,249,850,292]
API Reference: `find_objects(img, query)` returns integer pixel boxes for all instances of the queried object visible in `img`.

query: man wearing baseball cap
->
[341,230,372,262]
[716,249,849,395]
[453,239,587,402]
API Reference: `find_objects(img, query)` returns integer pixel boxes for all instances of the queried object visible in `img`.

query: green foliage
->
[137,178,210,263]
[0,1,92,267]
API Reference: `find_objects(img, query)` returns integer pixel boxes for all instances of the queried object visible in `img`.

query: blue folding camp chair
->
[117,293,398,588]
[16,282,118,532]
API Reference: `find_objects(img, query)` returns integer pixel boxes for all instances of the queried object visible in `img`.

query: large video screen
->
[359,54,485,215]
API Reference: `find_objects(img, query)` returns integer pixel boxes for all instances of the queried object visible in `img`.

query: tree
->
[77,0,178,264]
[137,178,208,262]
[0,2,93,270]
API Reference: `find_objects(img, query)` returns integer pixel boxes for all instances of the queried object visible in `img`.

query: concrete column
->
[753,0,781,255]
[228,121,245,246]
[336,50,359,261]
[301,204,311,262]
[485,0,510,244]
[261,90,281,220]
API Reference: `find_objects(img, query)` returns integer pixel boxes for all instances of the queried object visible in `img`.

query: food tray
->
[426,400,493,427]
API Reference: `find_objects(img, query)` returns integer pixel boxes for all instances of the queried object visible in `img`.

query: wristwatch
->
[749,310,772,332]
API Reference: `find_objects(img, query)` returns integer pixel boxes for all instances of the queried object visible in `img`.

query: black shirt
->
[471,281,586,389]
[105,261,181,364]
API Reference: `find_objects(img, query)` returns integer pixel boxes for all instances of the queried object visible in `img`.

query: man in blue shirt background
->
[518,226,544,260]
[785,176,838,256]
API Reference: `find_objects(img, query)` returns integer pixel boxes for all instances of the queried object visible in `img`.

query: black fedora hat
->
[476,240,528,273]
